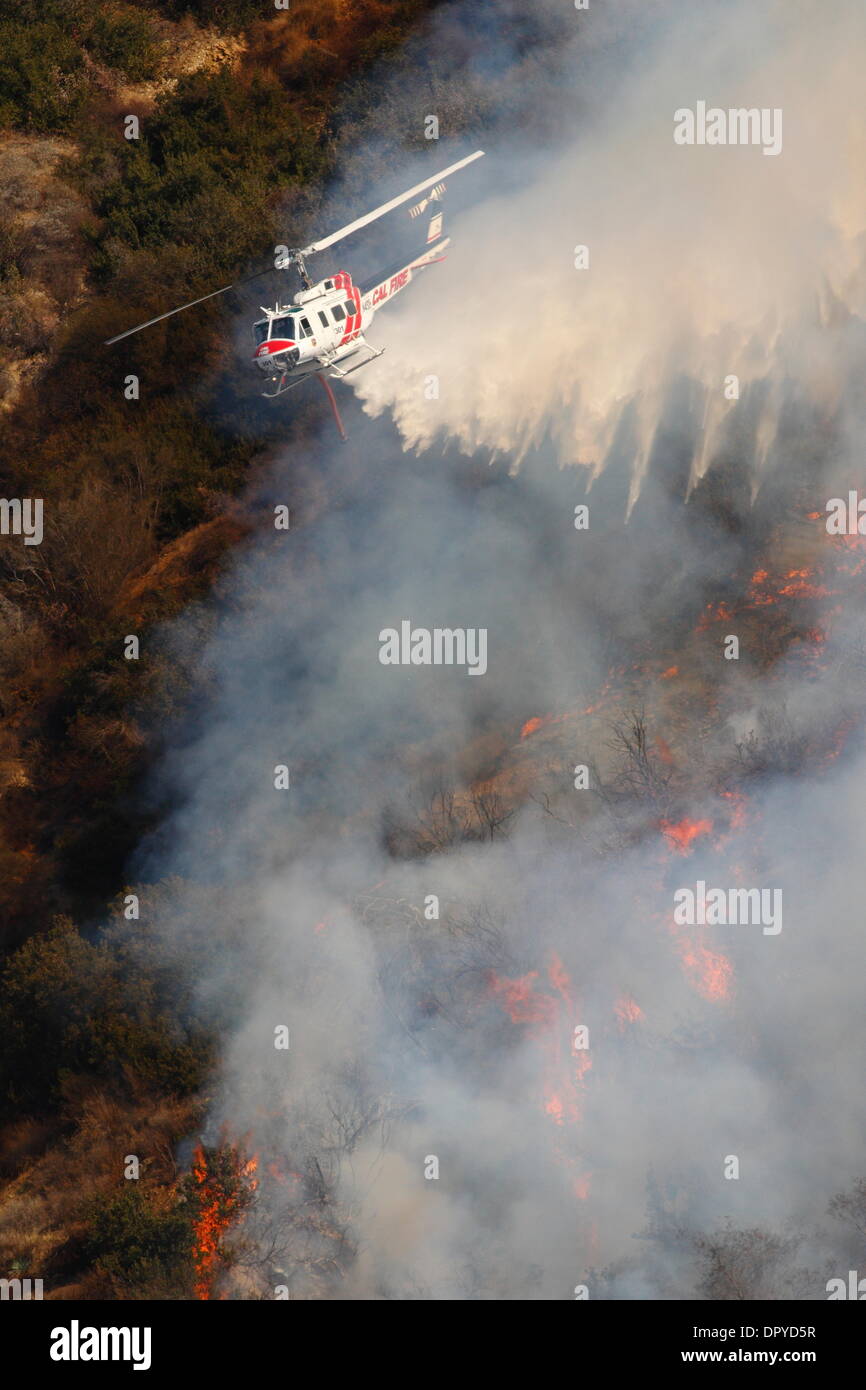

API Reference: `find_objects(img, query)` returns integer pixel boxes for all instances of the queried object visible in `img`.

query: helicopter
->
[106,150,484,432]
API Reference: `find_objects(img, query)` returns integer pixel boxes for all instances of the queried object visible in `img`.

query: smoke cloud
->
[356,0,866,505]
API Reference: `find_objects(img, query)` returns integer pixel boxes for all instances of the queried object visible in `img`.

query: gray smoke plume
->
[356,0,866,507]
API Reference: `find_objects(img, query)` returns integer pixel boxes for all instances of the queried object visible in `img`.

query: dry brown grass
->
[0,134,89,412]
[0,1086,199,1293]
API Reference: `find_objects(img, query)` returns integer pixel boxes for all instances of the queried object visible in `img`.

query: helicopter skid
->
[324,340,384,378]
[260,372,312,399]
[261,340,384,398]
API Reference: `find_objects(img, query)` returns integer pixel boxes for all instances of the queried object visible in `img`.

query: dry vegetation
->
[0,0,444,1299]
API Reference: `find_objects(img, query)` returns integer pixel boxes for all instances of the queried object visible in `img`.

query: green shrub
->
[87,69,326,276]
[86,11,163,82]
[84,1187,194,1293]
[0,5,162,131]
[0,918,213,1117]
[159,0,263,31]
[0,18,87,132]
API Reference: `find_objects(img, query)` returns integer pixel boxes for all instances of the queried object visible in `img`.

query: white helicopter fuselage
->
[251,235,449,389]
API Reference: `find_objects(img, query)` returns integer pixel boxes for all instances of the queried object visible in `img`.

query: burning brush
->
[183,1140,259,1300]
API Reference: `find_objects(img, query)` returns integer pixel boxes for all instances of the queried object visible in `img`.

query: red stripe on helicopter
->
[254,339,296,357]
[340,283,362,346]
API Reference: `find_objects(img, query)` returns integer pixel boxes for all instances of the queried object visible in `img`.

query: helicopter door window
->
[318,311,329,328]
[298,317,312,338]
[343,300,355,316]
[331,304,345,321]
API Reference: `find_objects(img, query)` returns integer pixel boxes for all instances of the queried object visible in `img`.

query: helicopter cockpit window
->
[253,321,269,346]
[271,317,295,339]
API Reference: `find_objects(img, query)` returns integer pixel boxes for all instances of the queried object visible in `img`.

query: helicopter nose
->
[253,344,300,370]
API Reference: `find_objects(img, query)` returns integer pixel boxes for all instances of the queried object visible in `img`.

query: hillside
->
[0,0,448,1300]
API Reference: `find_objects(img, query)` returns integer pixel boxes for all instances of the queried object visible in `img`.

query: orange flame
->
[488,953,591,1126]
[614,995,644,1028]
[718,789,749,831]
[488,969,557,1026]
[680,942,734,1001]
[777,567,829,600]
[697,600,736,631]
[190,1143,258,1300]
[660,817,713,853]
[655,736,675,765]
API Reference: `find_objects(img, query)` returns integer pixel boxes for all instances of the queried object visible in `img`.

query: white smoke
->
[355,0,866,507]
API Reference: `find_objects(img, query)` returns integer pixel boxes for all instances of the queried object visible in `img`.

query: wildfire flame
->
[488,953,591,1130]
[488,969,557,1027]
[696,599,736,631]
[190,1142,258,1300]
[614,995,644,1028]
[718,789,749,832]
[660,817,713,853]
[655,736,675,765]
[679,941,734,1001]
[697,559,832,634]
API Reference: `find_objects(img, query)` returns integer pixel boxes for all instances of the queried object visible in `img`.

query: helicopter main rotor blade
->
[105,285,237,345]
[299,150,484,257]
[104,267,274,346]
